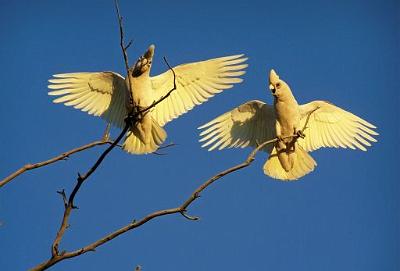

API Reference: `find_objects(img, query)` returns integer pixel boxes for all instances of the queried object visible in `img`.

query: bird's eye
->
[276,82,281,89]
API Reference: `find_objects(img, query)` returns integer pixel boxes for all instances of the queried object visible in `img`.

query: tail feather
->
[123,118,167,154]
[263,143,316,181]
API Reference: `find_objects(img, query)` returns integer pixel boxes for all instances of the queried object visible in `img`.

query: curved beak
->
[269,69,279,89]
[129,45,155,76]
[144,44,155,61]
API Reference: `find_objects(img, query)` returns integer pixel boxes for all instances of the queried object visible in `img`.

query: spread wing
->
[298,100,378,152]
[198,100,276,152]
[48,72,129,128]
[150,55,247,126]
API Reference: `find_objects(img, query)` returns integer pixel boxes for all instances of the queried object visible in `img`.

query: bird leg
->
[135,113,152,145]
[276,137,286,149]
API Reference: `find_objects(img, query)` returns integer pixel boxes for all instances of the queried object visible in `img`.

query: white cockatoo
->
[48,45,247,154]
[199,69,378,180]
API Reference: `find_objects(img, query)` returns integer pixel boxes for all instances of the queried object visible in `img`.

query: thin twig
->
[115,0,133,105]
[138,57,177,115]
[152,142,176,155]
[157,142,176,150]
[0,140,114,188]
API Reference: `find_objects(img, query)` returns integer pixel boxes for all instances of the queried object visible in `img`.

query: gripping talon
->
[296,130,305,139]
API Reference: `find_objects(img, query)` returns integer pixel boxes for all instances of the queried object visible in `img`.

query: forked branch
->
[31,134,293,271]
[31,107,316,270]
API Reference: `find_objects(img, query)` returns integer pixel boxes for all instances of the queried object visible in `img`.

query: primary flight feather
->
[199,69,378,180]
[48,45,247,154]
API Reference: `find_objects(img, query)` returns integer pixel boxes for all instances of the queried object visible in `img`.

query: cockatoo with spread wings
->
[199,69,378,180]
[48,45,247,154]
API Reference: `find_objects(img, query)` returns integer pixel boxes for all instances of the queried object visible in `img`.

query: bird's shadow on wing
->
[229,104,277,154]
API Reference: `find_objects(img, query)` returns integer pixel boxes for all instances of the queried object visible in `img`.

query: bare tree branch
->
[115,0,133,105]
[0,139,114,188]
[30,136,278,271]
[50,123,130,258]
[30,105,317,270]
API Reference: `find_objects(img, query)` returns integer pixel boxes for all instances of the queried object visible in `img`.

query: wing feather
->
[199,100,276,152]
[48,72,129,128]
[298,101,378,152]
[150,55,247,126]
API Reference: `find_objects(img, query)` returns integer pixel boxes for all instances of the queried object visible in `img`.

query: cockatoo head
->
[268,69,289,98]
[130,45,155,77]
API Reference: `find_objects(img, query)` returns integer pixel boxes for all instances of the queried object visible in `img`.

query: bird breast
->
[130,75,154,108]
[274,99,300,137]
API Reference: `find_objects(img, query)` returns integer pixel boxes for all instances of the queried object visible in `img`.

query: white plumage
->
[48,45,248,154]
[199,69,378,180]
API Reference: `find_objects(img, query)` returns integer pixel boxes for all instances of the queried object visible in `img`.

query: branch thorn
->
[124,40,133,50]
[180,211,200,221]
[57,189,68,208]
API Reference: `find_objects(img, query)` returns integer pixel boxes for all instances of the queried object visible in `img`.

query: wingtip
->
[52,73,67,78]
[198,121,215,129]
[47,84,59,89]
[220,54,248,62]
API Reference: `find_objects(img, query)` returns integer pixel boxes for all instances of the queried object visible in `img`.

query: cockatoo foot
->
[296,130,305,139]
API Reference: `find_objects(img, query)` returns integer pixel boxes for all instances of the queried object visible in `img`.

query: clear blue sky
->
[1,0,399,270]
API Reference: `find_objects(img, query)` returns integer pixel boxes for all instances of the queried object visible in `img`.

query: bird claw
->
[296,130,305,139]
[277,135,284,142]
